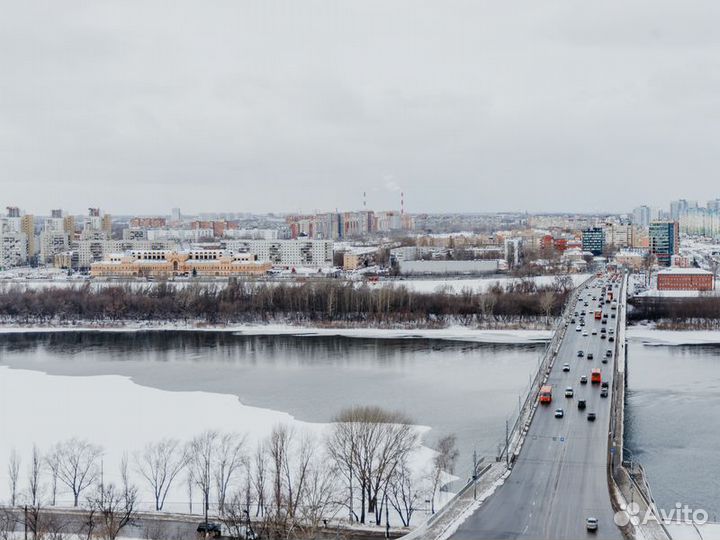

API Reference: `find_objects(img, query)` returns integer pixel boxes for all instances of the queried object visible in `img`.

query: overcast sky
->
[2,1,720,216]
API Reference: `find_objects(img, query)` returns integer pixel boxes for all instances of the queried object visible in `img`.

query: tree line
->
[0,276,574,326]
[628,296,720,325]
[2,407,459,540]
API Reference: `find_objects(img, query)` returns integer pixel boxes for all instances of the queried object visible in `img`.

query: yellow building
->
[90,249,271,278]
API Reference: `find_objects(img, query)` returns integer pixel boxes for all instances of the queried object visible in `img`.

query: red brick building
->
[657,268,714,291]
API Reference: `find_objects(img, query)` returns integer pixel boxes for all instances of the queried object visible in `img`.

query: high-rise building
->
[632,206,651,227]
[171,208,182,222]
[670,199,697,221]
[581,227,605,256]
[649,221,679,267]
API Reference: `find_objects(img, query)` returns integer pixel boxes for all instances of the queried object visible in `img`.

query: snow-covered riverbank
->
[0,323,552,344]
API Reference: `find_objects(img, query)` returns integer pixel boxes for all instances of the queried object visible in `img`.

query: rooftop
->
[657,267,713,275]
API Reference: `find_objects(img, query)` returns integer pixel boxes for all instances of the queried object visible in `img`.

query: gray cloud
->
[1,0,720,215]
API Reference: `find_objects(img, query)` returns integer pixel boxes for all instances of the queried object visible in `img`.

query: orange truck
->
[539,385,553,403]
[591,368,602,384]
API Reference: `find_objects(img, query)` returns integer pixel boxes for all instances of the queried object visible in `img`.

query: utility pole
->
[384,492,390,539]
[505,420,510,467]
[473,450,478,500]
[100,459,104,506]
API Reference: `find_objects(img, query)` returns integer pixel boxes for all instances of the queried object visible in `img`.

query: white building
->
[224,239,333,267]
[146,228,213,242]
[76,239,177,269]
[0,231,28,268]
[39,230,70,264]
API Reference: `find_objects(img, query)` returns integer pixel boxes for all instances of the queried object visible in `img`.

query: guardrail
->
[607,272,671,540]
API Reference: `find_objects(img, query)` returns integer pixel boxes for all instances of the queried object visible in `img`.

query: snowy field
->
[0,272,590,296]
[375,273,590,294]
[0,366,440,514]
[628,327,720,346]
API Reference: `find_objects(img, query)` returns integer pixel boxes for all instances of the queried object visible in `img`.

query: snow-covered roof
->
[657,267,713,275]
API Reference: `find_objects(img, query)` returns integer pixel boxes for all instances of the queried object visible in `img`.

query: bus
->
[594,309,602,320]
[539,385,553,403]
[591,369,602,384]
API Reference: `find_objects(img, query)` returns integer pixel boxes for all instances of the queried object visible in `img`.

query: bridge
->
[407,271,671,540]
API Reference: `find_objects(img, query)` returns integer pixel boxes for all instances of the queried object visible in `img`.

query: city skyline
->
[4,1,720,214]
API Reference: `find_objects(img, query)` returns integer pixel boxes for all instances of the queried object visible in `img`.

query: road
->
[451,276,623,540]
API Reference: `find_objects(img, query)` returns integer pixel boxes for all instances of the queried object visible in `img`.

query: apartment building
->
[223,239,334,267]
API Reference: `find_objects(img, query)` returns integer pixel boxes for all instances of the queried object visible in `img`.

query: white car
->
[565,387,574,397]
[582,331,588,337]
[591,329,598,335]
[586,517,598,531]
[554,408,564,418]
[576,325,582,331]
[562,363,571,372]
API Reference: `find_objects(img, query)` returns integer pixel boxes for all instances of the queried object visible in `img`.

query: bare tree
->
[388,457,420,527]
[188,430,219,523]
[327,415,359,523]
[134,438,188,511]
[86,482,138,540]
[25,444,44,540]
[218,491,255,540]
[7,449,20,506]
[328,406,418,525]
[428,434,458,514]
[52,438,103,506]
[251,442,267,517]
[45,449,60,506]
[213,433,246,515]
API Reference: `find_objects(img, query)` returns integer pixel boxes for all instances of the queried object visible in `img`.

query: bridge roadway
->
[451,276,623,540]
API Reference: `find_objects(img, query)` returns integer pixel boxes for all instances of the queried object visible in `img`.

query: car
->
[580,375,588,384]
[578,399,587,409]
[601,381,609,389]
[609,329,615,335]
[587,352,593,360]
[576,325,582,331]
[592,296,597,301]
[584,302,589,307]
[601,334,607,339]
[609,336,615,342]
[601,388,608,398]
[603,313,609,319]
[582,331,588,337]
[586,517,598,531]
[591,329,597,335]
[611,313,616,318]
[601,327,607,333]
[587,412,597,421]
[571,318,576,324]
[554,408,564,418]
[580,320,586,326]
[562,363,571,372]
[197,522,222,538]
[565,387,574,397]
[577,350,584,357]
[580,310,586,316]
[602,319,607,325]
[606,349,613,357]
[602,357,608,364]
